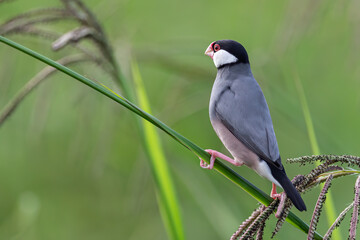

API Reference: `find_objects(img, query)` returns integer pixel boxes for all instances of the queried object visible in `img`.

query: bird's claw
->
[199,149,216,170]
[271,193,282,199]
[200,159,211,169]
[199,149,243,170]
[270,183,287,218]
[273,192,287,218]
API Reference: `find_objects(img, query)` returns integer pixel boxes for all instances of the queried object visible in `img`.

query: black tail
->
[269,164,307,211]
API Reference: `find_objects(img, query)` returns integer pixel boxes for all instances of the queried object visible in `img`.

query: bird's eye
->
[213,43,220,52]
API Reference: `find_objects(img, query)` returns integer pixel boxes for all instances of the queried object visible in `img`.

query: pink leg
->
[199,149,244,170]
[270,183,287,218]
[270,183,282,199]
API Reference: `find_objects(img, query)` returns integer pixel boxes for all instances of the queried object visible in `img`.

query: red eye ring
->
[213,43,220,52]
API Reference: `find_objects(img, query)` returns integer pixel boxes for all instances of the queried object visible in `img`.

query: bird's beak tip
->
[205,42,214,59]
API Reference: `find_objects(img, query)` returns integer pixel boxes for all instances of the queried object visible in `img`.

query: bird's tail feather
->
[270,166,307,211]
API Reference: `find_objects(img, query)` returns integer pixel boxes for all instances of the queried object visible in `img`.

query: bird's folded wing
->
[214,81,282,168]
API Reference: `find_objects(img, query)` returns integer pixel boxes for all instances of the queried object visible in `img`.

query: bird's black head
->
[205,40,249,68]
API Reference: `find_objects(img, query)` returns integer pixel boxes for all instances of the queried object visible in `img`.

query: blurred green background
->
[0,0,360,239]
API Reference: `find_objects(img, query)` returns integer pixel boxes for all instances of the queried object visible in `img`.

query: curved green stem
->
[0,35,323,240]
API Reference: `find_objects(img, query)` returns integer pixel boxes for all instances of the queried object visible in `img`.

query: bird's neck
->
[216,63,253,81]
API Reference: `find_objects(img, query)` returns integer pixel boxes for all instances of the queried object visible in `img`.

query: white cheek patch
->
[213,49,238,68]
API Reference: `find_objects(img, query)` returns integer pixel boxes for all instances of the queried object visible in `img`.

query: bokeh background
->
[0,0,360,239]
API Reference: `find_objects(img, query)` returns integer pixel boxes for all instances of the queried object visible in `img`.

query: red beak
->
[205,42,215,59]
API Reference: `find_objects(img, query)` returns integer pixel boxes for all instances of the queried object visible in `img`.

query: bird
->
[200,39,306,212]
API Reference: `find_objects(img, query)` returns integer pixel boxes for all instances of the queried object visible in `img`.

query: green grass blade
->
[295,73,339,240]
[294,75,320,155]
[0,35,323,240]
[131,61,184,240]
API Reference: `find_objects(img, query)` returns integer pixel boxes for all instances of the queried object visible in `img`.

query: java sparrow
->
[200,40,306,212]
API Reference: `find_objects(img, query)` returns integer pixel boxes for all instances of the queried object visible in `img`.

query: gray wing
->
[214,78,282,168]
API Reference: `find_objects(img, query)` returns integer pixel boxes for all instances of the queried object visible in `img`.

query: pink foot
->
[275,193,287,218]
[270,183,287,218]
[270,183,282,199]
[199,149,244,170]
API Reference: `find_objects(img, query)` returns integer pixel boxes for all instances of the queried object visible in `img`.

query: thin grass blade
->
[131,61,184,240]
[294,72,340,240]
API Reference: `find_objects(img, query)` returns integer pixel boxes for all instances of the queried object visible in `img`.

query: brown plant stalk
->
[235,156,360,239]
[231,206,263,240]
[308,174,333,239]
[323,202,354,240]
[349,175,360,240]
[0,54,90,127]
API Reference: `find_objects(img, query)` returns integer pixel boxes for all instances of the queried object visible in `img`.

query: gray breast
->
[208,63,281,185]
[210,119,259,168]
[210,118,280,186]
[208,66,259,167]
